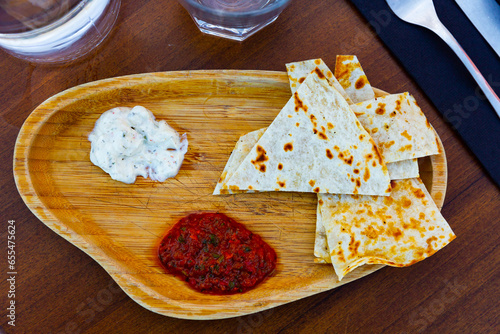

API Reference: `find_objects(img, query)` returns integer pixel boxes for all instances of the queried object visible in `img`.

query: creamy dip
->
[88,106,188,184]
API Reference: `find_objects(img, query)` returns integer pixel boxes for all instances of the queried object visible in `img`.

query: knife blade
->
[455,0,500,58]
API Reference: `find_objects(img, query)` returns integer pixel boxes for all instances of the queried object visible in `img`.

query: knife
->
[455,0,500,58]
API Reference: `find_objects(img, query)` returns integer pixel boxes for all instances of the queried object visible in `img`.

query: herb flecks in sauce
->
[88,106,188,184]
[158,212,277,295]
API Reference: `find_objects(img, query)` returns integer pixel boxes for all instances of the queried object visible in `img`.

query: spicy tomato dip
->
[158,212,277,294]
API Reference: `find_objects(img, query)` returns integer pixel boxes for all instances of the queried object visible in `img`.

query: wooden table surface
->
[1,1,498,333]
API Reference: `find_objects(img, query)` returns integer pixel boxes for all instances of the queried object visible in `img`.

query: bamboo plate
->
[14,70,447,320]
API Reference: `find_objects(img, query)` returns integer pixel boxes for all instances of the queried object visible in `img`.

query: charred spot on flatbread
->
[363,167,370,182]
[314,67,325,79]
[335,55,354,86]
[326,149,334,159]
[395,97,403,112]
[355,75,368,89]
[255,146,267,160]
[375,103,386,115]
[310,114,317,127]
[294,92,307,112]
[401,130,412,141]
[251,145,268,173]
[338,152,353,165]
[398,144,413,152]
[312,127,328,140]
[384,140,396,149]
[218,171,227,183]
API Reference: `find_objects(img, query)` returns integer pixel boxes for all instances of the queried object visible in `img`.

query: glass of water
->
[0,0,120,64]
[176,0,292,41]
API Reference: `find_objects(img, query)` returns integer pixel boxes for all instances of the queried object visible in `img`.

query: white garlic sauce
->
[89,106,188,184]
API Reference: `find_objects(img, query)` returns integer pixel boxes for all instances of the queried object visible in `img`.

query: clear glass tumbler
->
[176,0,292,41]
[0,0,120,64]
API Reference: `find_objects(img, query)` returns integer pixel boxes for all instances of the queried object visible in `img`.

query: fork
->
[386,0,500,118]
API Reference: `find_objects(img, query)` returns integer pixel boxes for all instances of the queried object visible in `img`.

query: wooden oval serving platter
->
[14,70,447,320]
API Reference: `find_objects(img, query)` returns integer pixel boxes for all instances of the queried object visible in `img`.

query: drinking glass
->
[176,0,292,41]
[0,0,120,64]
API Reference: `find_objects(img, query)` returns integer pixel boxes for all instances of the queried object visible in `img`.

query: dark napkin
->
[350,0,500,186]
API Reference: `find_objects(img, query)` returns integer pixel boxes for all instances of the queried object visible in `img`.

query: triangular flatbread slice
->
[224,71,391,195]
[213,128,266,195]
[286,58,352,104]
[320,178,455,281]
[351,93,441,163]
[287,58,421,179]
[335,55,375,103]
[314,157,420,263]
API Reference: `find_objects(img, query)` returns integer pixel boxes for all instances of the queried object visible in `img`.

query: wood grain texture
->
[14,71,446,319]
[1,0,498,333]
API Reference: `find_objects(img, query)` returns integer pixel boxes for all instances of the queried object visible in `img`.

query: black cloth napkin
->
[350,0,500,186]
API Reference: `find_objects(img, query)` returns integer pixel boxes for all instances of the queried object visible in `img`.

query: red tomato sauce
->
[158,212,277,294]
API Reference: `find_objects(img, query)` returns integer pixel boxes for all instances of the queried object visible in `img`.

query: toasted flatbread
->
[215,128,418,195]
[213,128,266,195]
[286,59,352,103]
[314,199,331,263]
[386,159,419,180]
[314,157,421,263]
[351,93,441,163]
[286,60,420,181]
[319,178,455,281]
[335,55,375,103]
[224,71,391,195]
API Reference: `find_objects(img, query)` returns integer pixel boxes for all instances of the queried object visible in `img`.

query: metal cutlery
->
[386,0,500,118]
[455,0,500,58]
